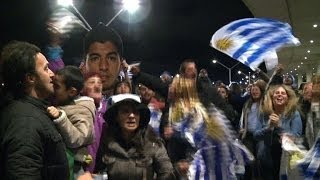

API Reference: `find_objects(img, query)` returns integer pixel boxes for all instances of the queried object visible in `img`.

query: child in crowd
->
[47,66,96,178]
[80,73,105,173]
[114,80,132,95]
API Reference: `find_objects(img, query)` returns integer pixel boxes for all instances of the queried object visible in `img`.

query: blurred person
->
[218,85,229,100]
[94,94,175,179]
[81,72,103,107]
[298,82,306,95]
[305,75,320,148]
[228,82,248,131]
[47,66,96,178]
[242,83,253,97]
[168,76,253,179]
[198,68,212,85]
[177,59,237,123]
[0,41,69,179]
[137,83,165,135]
[114,80,131,95]
[217,85,238,130]
[255,84,302,180]
[239,79,266,179]
[80,73,105,173]
[298,82,312,139]
[215,80,226,88]
[45,21,65,73]
[160,71,173,85]
[298,75,320,179]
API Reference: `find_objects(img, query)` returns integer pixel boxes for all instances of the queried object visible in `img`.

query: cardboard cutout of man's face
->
[85,41,121,92]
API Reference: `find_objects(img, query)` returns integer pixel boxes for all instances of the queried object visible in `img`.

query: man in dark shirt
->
[0,41,69,179]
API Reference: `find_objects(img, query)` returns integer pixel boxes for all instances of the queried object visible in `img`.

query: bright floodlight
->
[57,0,73,7]
[212,60,217,63]
[238,70,241,74]
[123,0,139,13]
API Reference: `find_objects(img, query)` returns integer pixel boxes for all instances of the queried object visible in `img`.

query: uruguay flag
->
[210,18,300,70]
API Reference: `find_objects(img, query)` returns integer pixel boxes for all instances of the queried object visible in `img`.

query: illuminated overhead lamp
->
[106,0,140,26]
[307,50,311,53]
[313,24,318,28]
[304,57,308,60]
[301,62,303,64]
[310,40,314,43]
[123,0,140,13]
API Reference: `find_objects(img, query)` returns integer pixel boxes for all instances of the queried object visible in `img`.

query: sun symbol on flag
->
[215,38,233,51]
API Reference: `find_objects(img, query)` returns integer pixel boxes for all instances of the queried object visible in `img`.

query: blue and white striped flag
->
[210,18,300,70]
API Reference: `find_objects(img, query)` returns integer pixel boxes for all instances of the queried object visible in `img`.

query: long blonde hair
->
[261,84,298,118]
[169,76,226,140]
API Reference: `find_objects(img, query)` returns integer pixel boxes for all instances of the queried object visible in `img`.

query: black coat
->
[0,96,69,179]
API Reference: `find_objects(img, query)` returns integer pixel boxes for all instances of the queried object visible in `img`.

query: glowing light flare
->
[123,0,140,13]
[57,0,73,7]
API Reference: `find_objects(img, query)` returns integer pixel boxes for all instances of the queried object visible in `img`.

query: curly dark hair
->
[1,41,40,98]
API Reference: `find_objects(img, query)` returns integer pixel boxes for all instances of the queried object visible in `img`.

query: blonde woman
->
[254,84,302,180]
[168,76,252,179]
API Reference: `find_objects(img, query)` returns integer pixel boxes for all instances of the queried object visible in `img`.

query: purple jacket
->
[86,97,107,172]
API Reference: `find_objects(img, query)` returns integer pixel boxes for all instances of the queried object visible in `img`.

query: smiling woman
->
[94,94,175,179]
[254,84,302,180]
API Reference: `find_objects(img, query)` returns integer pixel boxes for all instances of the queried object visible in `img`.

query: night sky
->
[1,0,256,84]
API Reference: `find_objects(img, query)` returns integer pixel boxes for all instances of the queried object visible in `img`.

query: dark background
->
[1,0,257,84]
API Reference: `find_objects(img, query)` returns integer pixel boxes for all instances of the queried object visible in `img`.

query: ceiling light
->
[296,74,298,76]
[310,40,314,43]
[313,24,318,28]
[123,0,140,13]
[304,57,308,60]
[301,62,303,64]
[294,68,297,71]
[313,68,315,70]
[290,71,293,73]
[298,65,300,68]
[307,50,311,53]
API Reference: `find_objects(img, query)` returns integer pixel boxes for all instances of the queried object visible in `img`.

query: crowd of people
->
[0,22,320,180]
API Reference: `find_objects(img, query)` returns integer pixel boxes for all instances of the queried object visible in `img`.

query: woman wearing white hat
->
[94,94,175,180]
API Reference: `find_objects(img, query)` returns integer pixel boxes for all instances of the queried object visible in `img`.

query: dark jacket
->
[132,72,169,98]
[0,96,69,179]
[95,126,175,180]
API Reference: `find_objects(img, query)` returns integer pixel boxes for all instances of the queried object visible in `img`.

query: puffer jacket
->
[54,96,96,149]
[0,96,69,179]
[95,126,175,180]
